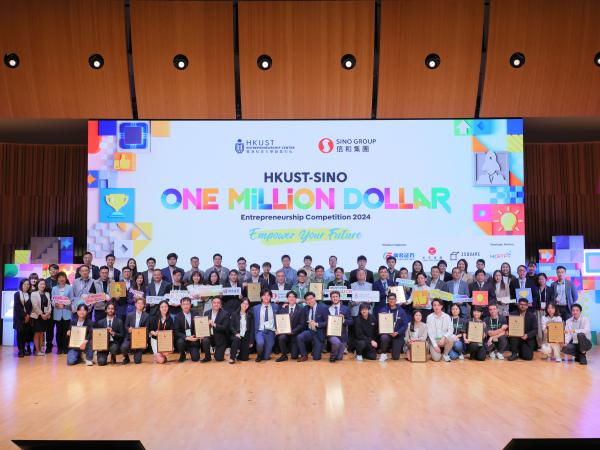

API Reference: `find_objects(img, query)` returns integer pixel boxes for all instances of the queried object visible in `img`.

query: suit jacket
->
[469,281,497,305]
[441,272,453,283]
[142,269,155,286]
[124,311,150,339]
[378,305,409,336]
[69,317,93,341]
[303,303,329,342]
[372,279,396,312]
[145,281,172,316]
[95,316,125,345]
[428,279,446,290]
[510,310,537,340]
[534,285,555,311]
[551,280,578,311]
[13,291,32,331]
[161,266,183,284]
[279,303,306,336]
[269,281,293,291]
[204,309,230,345]
[509,277,538,303]
[259,273,276,287]
[443,280,469,297]
[327,303,353,342]
[229,310,255,344]
[349,268,374,284]
[252,303,281,335]
[30,291,51,319]
[76,264,100,280]
[221,280,244,313]
[109,268,121,282]
[173,310,199,341]
[92,279,110,311]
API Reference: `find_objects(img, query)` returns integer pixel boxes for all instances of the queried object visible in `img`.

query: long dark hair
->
[410,309,423,332]
[493,270,506,291]
[411,260,424,280]
[133,273,145,291]
[206,270,220,285]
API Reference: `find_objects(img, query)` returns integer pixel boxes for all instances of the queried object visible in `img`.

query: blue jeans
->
[67,341,93,365]
[448,339,465,360]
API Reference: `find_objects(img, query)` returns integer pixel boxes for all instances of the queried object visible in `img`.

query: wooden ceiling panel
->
[0,0,131,119]
[481,0,600,117]
[377,0,484,118]
[130,0,235,119]
[238,0,374,119]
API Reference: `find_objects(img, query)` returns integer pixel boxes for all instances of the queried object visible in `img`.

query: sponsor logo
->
[234,138,295,154]
[318,138,334,154]
[383,251,415,261]
[428,247,437,255]
[489,251,512,260]
[450,250,481,261]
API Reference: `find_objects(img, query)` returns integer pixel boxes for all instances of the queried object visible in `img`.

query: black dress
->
[33,292,50,333]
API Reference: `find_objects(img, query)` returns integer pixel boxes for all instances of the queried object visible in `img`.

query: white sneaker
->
[356,355,363,361]
[85,360,94,366]
[497,352,505,360]
[458,354,464,360]
[555,357,562,363]
[379,353,388,362]
[443,354,451,362]
[490,351,497,360]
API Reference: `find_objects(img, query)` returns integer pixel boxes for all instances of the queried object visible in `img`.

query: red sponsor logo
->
[318,138,334,154]
[427,247,437,255]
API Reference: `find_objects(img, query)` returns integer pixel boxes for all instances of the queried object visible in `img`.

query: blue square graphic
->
[507,119,523,135]
[98,120,117,136]
[119,122,149,150]
[99,188,135,223]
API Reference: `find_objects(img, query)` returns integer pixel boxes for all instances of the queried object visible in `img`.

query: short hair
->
[528,261,537,267]
[260,289,273,298]
[76,303,88,312]
[190,256,199,262]
[517,264,527,271]
[180,297,192,304]
[399,267,408,273]
[378,265,387,272]
[281,254,291,261]
[329,255,337,261]
[571,303,582,312]
[476,258,485,265]
[357,255,367,262]
[556,265,566,272]
[275,269,285,276]
[250,263,260,270]
[297,269,307,276]
[106,254,115,260]
[286,291,297,299]
[329,290,340,298]
[315,265,324,272]
[135,297,146,304]
[213,253,223,260]
[438,259,448,267]
[229,269,239,275]
[167,252,178,260]
[452,266,461,274]
[122,266,131,272]
[416,272,426,280]
[474,269,485,277]
[83,251,93,257]
[262,262,272,268]
[99,265,109,272]
[386,255,396,263]
[472,306,482,314]
[146,257,156,264]
[153,268,162,274]
[237,257,246,263]
[387,292,397,300]
[334,267,344,274]
[518,297,529,304]
[359,303,370,312]
[431,298,442,307]
[303,255,312,261]
[49,264,59,270]
[431,265,439,273]
[304,291,316,300]
[173,268,184,277]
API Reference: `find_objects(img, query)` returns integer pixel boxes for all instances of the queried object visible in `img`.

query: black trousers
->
[46,313,55,352]
[121,339,143,364]
[201,336,226,361]
[97,342,121,366]
[486,335,508,353]
[563,333,592,358]
[557,305,570,321]
[230,335,251,361]
[380,334,405,360]
[16,329,26,353]
[93,309,107,322]
[355,338,377,360]
[468,343,487,361]
[55,319,70,352]
[176,338,201,361]
[509,336,536,360]
[277,334,299,359]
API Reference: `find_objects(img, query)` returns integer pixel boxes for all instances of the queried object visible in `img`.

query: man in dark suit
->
[95,302,125,365]
[427,265,446,290]
[276,291,305,362]
[75,251,100,280]
[146,269,172,317]
[297,292,329,361]
[121,297,149,364]
[508,298,538,361]
[201,297,230,362]
[142,257,157,285]
[259,262,276,287]
[161,252,183,283]
[252,290,281,362]
[105,253,121,282]
[443,267,469,315]
[349,255,374,284]
[469,269,497,317]
[243,263,270,297]
[326,290,353,362]
[173,297,200,362]
[372,265,395,314]
[221,269,244,313]
[509,265,538,313]
[269,270,292,291]
[378,292,410,361]
[437,260,453,283]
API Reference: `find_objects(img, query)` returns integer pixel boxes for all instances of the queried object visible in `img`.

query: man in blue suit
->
[297,292,329,361]
[161,252,183,283]
[252,289,280,362]
[553,266,579,320]
[327,290,353,362]
[378,292,410,361]
[443,267,469,316]
[372,265,395,314]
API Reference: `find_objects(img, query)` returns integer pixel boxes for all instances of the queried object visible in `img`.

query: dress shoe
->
[122,356,130,365]
[255,356,263,362]
[297,356,308,362]
[275,355,288,362]
[178,354,186,363]
[329,356,337,363]
[201,357,211,363]
[508,353,518,361]
[579,355,588,365]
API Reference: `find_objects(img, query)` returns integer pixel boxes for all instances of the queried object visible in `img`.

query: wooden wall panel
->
[481,0,600,117]
[377,0,484,118]
[238,0,374,119]
[0,0,131,118]
[130,0,235,119]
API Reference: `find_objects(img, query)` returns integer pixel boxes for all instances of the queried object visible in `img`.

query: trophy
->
[105,193,129,218]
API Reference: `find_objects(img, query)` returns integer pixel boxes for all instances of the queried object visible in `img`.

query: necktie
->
[520,280,524,288]
[383,281,387,290]
[264,305,269,322]
[108,319,112,328]
[335,306,339,315]
[310,308,314,321]
[290,307,294,315]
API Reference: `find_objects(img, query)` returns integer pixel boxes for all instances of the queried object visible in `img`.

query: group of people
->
[12,252,592,366]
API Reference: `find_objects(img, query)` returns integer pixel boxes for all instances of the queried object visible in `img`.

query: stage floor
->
[1,346,599,450]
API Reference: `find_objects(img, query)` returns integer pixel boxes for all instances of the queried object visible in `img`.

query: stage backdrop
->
[87,119,525,270]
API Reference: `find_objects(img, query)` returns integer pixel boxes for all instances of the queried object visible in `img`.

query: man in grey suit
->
[146,269,172,318]
[350,269,373,317]
[443,267,469,316]
[427,265,446,290]
[554,266,578,320]
[183,256,204,283]
[92,266,111,321]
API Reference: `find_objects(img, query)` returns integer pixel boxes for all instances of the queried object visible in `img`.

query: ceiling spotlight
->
[509,52,525,68]
[341,54,356,70]
[173,54,189,70]
[595,52,600,67]
[3,53,19,68]
[257,54,272,71]
[88,53,104,69]
[425,53,441,70]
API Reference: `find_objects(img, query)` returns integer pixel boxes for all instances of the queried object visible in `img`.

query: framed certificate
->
[109,281,126,298]
[131,327,147,349]
[468,321,484,344]
[92,328,108,351]
[547,322,565,344]
[327,315,343,337]
[410,341,426,362]
[508,315,525,337]
[194,316,211,338]
[157,330,174,353]
[378,313,394,334]
[388,286,406,304]
[247,283,262,302]
[472,291,489,306]
[69,326,87,348]
[310,283,323,300]
[276,314,292,335]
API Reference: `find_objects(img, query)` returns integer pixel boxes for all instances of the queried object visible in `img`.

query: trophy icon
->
[105,193,129,218]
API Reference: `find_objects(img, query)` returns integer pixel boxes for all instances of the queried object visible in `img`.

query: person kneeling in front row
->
[508,298,537,361]
[122,297,149,364]
[66,304,94,366]
[353,303,378,361]
[563,303,591,365]
[485,304,508,360]
[427,299,457,362]
[96,302,125,365]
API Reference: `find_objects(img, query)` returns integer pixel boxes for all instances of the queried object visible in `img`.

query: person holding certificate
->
[327,290,353,363]
[201,297,230,362]
[297,292,329,362]
[404,310,428,360]
[484,304,508,360]
[426,299,457,362]
[508,298,538,361]
[252,290,280,362]
[95,302,125,365]
[185,270,205,315]
[51,272,74,355]
[174,297,201,362]
[448,304,468,360]
[463,307,487,361]
[540,302,563,362]
[202,271,222,314]
[469,269,496,318]
[353,303,378,361]
[146,269,172,318]
[222,269,244,314]
[168,269,186,317]
[378,292,409,362]
[229,298,255,363]
[92,266,111,322]
[13,279,33,358]
[327,267,351,290]
[150,300,174,364]
[276,291,305,362]
[563,303,591,365]
[122,297,149,364]
[66,304,94,366]
[535,273,554,347]
[409,273,432,321]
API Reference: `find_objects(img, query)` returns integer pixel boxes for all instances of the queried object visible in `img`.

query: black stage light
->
[341,54,356,70]
[89,53,104,69]
[4,52,19,68]
[425,53,441,69]
[509,52,525,68]
[173,54,189,70]
[257,54,272,70]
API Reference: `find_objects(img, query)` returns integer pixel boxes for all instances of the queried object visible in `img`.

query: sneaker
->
[356,355,363,361]
[443,354,451,362]
[496,353,505,360]
[555,357,562,363]
[379,353,388,362]
[85,360,94,366]
[458,354,464,360]
[228,359,235,365]
[490,351,496,360]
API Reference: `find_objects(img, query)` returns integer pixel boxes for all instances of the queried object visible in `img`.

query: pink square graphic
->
[472,204,493,222]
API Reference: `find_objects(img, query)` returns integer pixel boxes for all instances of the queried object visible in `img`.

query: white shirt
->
[240,313,247,337]
[259,304,275,331]
[108,268,115,280]
[154,282,162,293]
[210,310,218,322]
[426,312,453,343]
[135,312,142,328]
[106,316,115,341]
[565,316,591,344]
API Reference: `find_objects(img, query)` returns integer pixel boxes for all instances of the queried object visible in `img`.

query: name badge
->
[541,302,546,309]
[185,329,192,337]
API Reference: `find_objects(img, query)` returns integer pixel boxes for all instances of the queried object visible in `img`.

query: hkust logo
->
[234,138,295,154]
[235,139,245,154]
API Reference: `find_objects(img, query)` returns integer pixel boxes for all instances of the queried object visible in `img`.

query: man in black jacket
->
[349,255,374,284]
[95,302,125,365]
[276,291,305,362]
[173,297,201,362]
[508,298,538,361]
[201,297,230,362]
[121,298,149,364]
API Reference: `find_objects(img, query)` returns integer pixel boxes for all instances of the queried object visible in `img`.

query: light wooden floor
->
[1,346,599,450]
